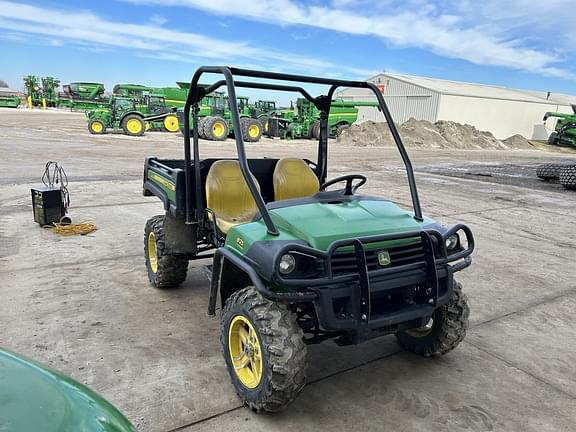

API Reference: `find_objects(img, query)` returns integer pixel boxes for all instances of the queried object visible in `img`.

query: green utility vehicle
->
[142,67,474,412]
[543,107,576,147]
[268,98,378,139]
[0,348,135,431]
[86,95,179,136]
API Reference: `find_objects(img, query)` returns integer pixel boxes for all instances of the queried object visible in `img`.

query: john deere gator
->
[141,66,475,412]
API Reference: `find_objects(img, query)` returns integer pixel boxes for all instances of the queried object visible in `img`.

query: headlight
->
[446,234,459,251]
[279,254,296,274]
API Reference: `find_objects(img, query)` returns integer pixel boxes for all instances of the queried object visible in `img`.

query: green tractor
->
[178,93,263,142]
[544,107,576,148]
[142,67,474,412]
[86,95,179,136]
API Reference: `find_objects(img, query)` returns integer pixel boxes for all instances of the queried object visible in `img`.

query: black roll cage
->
[183,66,423,236]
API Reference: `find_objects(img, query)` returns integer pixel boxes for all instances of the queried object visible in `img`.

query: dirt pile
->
[502,134,534,150]
[399,118,448,149]
[337,118,533,150]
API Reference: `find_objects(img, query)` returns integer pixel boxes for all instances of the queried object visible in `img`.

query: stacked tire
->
[559,165,576,190]
[536,163,566,181]
[537,162,576,190]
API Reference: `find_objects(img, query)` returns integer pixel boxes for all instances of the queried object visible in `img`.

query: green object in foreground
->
[0,348,135,432]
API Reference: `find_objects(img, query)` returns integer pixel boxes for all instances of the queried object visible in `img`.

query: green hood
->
[0,348,135,432]
[268,200,432,250]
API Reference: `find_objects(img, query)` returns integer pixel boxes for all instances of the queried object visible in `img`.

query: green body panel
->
[147,169,177,201]
[545,111,576,147]
[0,95,21,108]
[225,200,433,254]
[114,84,189,109]
[0,348,135,432]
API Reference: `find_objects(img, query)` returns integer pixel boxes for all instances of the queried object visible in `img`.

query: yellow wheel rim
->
[147,232,158,273]
[212,122,225,138]
[127,118,143,134]
[248,124,260,138]
[164,115,179,132]
[91,121,103,133]
[405,318,434,338]
[228,315,263,389]
[145,122,151,131]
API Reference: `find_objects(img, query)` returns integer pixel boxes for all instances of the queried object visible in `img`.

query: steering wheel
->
[320,174,367,195]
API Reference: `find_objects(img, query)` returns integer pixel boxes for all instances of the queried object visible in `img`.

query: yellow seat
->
[273,158,320,201]
[205,160,260,234]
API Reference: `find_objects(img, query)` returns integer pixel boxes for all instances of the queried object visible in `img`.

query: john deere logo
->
[377,251,391,266]
[236,237,245,248]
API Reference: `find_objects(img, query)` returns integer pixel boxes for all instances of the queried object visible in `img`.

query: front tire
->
[88,119,106,135]
[241,118,262,142]
[144,215,188,288]
[396,281,469,357]
[163,114,180,132]
[221,286,306,412]
[204,116,228,141]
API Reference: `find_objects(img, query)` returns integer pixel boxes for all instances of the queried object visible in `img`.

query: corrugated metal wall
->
[336,74,439,124]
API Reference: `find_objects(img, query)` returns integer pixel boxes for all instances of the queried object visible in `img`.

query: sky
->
[1,0,575,102]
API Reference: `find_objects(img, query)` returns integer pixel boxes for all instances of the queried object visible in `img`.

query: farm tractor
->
[544,107,576,148]
[268,98,379,139]
[86,95,179,136]
[178,93,263,142]
[141,66,474,412]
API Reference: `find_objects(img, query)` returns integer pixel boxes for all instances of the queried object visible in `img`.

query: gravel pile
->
[337,118,534,150]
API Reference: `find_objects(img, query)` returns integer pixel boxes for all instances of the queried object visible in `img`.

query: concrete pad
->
[468,291,576,398]
[181,344,575,432]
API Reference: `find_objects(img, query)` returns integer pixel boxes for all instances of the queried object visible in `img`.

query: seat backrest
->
[205,160,260,230]
[273,158,320,201]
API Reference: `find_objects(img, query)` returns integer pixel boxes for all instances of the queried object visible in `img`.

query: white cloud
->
[123,0,576,80]
[149,14,167,26]
[0,1,376,79]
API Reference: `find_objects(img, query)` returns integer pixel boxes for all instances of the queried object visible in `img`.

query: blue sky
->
[1,0,575,101]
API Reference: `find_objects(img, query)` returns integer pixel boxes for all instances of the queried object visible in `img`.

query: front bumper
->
[216,225,474,333]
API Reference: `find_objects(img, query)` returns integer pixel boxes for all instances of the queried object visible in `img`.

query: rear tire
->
[241,118,262,142]
[122,114,145,136]
[536,163,566,180]
[144,215,188,288]
[221,286,306,412]
[204,116,228,141]
[396,281,469,357]
[559,165,576,190]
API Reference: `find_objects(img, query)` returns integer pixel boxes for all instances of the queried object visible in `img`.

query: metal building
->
[336,73,576,139]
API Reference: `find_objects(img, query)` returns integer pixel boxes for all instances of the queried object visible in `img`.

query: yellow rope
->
[48,221,97,236]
